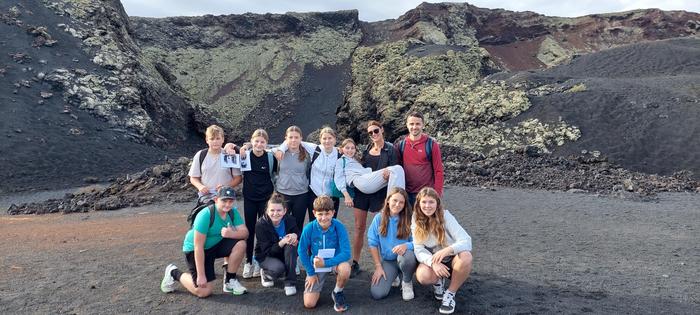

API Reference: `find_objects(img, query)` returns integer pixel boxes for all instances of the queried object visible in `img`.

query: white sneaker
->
[253,260,261,277]
[391,276,401,287]
[223,278,247,295]
[433,277,445,300]
[284,285,297,296]
[260,269,274,287]
[160,264,177,293]
[439,290,456,314]
[401,280,414,301]
[242,262,254,279]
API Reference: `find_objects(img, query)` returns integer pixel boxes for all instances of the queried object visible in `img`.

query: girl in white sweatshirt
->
[412,187,472,315]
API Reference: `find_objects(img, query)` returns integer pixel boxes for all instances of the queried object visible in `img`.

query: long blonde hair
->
[285,126,307,162]
[379,187,411,239]
[412,187,446,246]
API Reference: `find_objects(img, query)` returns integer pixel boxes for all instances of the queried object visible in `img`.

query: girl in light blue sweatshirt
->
[367,187,417,301]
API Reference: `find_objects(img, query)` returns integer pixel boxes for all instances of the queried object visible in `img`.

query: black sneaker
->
[332,290,349,312]
[350,260,360,278]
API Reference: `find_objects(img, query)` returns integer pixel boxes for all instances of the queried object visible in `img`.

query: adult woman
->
[412,187,473,314]
[348,120,402,277]
[367,187,416,301]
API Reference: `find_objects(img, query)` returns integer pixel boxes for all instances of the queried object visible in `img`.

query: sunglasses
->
[367,128,381,135]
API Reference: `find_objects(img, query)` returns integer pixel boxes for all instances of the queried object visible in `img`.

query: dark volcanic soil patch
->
[265,60,352,143]
[499,38,700,178]
[1,187,698,314]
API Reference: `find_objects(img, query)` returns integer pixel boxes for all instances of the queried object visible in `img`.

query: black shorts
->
[441,255,455,278]
[353,187,386,212]
[184,238,239,284]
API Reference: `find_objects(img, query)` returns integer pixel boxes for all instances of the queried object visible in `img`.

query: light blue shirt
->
[367,213,414,261]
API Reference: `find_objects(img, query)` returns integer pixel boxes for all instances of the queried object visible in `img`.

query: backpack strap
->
[208,204,236,228]
[208,204,216,228]
[198,148,208,175]
[267,151,275,177]
[311,145,322,165]
[425,137,433,163]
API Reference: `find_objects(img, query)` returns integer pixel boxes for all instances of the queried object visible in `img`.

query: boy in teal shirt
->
[160,186,248,297]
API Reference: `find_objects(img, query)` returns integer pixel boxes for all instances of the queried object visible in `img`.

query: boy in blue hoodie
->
[298,195,351,312]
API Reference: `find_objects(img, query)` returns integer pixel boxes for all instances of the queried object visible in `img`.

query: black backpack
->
[187,201,234,228]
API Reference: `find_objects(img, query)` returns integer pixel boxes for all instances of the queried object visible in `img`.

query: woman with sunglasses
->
[347,120,402,277]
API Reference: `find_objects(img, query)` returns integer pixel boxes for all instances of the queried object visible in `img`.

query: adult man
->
[397,112,444,206]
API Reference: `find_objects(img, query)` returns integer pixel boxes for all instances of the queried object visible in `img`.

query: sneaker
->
[260,269,274,287]
[242,262,254,279]
[223,278,247,295]
[439,290,456,314]
[433,277,445,300]
[253,260,261,277]
[350,260,360,278]
[331,290,349,312]
[284,285,297,296]
[160,264,177,293]
[401,281,414,301]
[391,276,401,288]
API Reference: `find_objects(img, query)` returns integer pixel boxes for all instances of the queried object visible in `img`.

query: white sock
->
[445,289,455,297]
[334,286,343,293]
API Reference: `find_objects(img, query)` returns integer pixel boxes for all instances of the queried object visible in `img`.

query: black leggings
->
[307,190,340,222]
[243,198,267,263]
[281,192,309,233]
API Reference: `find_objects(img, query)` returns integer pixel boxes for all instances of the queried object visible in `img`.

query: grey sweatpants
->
[370,250,417,300]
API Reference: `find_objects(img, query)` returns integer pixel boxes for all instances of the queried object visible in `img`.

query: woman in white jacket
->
[412,187,472,315]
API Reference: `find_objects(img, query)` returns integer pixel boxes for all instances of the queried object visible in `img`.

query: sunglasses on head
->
[367,128,381,135]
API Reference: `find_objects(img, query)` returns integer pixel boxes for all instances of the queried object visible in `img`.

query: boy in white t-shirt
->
[189,125,242,202]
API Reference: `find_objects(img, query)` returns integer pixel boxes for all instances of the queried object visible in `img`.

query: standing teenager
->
[235,129,278,279]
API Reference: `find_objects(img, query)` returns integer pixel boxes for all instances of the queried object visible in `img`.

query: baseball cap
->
[217,186,236,200]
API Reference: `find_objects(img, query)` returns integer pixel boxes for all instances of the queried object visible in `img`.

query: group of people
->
[159,112,473,314]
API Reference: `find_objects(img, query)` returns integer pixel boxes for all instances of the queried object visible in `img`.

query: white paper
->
[221,153,240,168]
[314,248,335,273]
[239,151,252,172]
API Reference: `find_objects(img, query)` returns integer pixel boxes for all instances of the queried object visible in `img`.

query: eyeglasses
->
[367,128,381,136]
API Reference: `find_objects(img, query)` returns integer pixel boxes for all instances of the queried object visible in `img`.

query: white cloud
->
[120,0,700,21]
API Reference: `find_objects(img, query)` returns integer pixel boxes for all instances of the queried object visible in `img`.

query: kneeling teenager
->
[298,195,352,312]
[160,186,248,297]
[254,193,300,296]
[368,187,417,301]
[412,187,473,314]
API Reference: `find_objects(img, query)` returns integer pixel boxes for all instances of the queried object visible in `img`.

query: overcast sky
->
[121,0,699,21]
